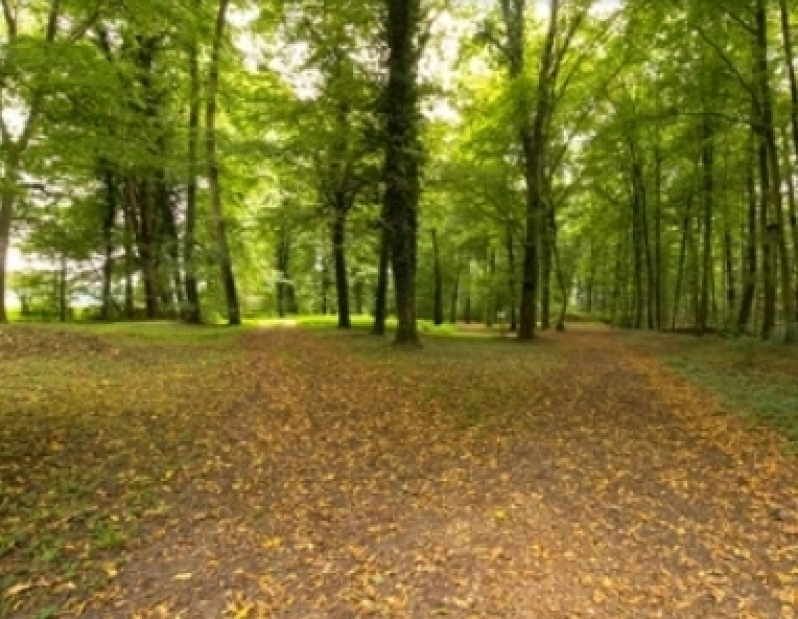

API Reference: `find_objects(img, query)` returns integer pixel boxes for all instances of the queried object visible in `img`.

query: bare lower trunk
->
[431,228,444,325]
[372,219,390,335]
[332,208,351,328]
[0,187,14,324]
[206,0,240,326]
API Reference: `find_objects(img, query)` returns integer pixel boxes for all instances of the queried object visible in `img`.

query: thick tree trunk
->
[738,156,757,333]
[756,0,794,340]
[332,205,351,328]
[206,0,241,326]
[431,228,444,325]
[384,0,423,346]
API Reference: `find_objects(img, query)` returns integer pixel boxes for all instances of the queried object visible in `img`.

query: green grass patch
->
[632,333,798,447]
[0,323,245,615]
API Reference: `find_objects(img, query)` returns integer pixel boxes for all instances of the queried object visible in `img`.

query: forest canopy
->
[3,0,798,343]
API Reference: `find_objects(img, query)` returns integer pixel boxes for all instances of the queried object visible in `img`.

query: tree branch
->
[1,0,16,37]
[46,0,61,42]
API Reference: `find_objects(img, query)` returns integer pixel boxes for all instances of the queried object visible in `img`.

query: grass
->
[0,322,246,616]
[627,332,798,448]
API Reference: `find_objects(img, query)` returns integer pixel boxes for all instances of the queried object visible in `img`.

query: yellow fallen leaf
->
[5,582,32,597]
[173,573,193,580]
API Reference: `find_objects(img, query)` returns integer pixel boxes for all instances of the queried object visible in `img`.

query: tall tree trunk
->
[101,168,118,320]
[779,0,798,185]
[756,0,794,340]
[738,151,758,333]
[372,218,390,335]
[449,258,460,324]
[332,204,351,328]
[501,0,561,340]
[276,227,289,318]
[0,184,12,324]
[384,0,423,346]
[487,245,497,327]
[505,224,517,331]
[673,196,693,331]
[698,117,714,335]
[122,188,136,319]
[431,228,444,325]
[129,180,160,319]
[206,0,240,326]
[540,200,552,330]
[59,253,68,323]
[184,27,202,324]
[354,274,364,315]
[758,138,777,339]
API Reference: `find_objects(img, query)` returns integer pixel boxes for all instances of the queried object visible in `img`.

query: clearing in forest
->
[1,324,796,618]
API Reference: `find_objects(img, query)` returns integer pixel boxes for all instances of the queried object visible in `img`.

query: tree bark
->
[332,204,351,328]
[737,148,758,333]
[505,224,517,331]
[384,0,423,345]
[431,228,444,325]
[206,0,241,326]
[0,153,17,324]
[755,0,794,340]
[101,167,118,320]
[698,117,714,335]
[184,27,202,324]
[372,218,390,335]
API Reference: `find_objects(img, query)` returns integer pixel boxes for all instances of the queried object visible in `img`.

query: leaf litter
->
[0,325,796,618]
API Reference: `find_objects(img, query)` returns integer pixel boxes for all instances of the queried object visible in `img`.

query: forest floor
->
[1,322,797,618]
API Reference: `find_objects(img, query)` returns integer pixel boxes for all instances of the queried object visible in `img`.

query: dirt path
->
[85,329,797,618]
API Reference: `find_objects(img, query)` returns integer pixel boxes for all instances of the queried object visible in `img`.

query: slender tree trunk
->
[758,137,777,339]
[738,151,758,332]
[354,275,364,315]
[276,228,289,318]
[449,258,460,324]
[698,117,714,335]
[0,188,12,324]
[122,187,136,319]
[372,219,390,335]
[673,196,693,331]
[540,200,552,330]
[101,168,118,320]
[206,0,240,326]
[431,228,444,325]
[487,245,497,326]
[184,28,202,324]
[58,253,68,323]
[332,204,351,328]
[505,225,517,331]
